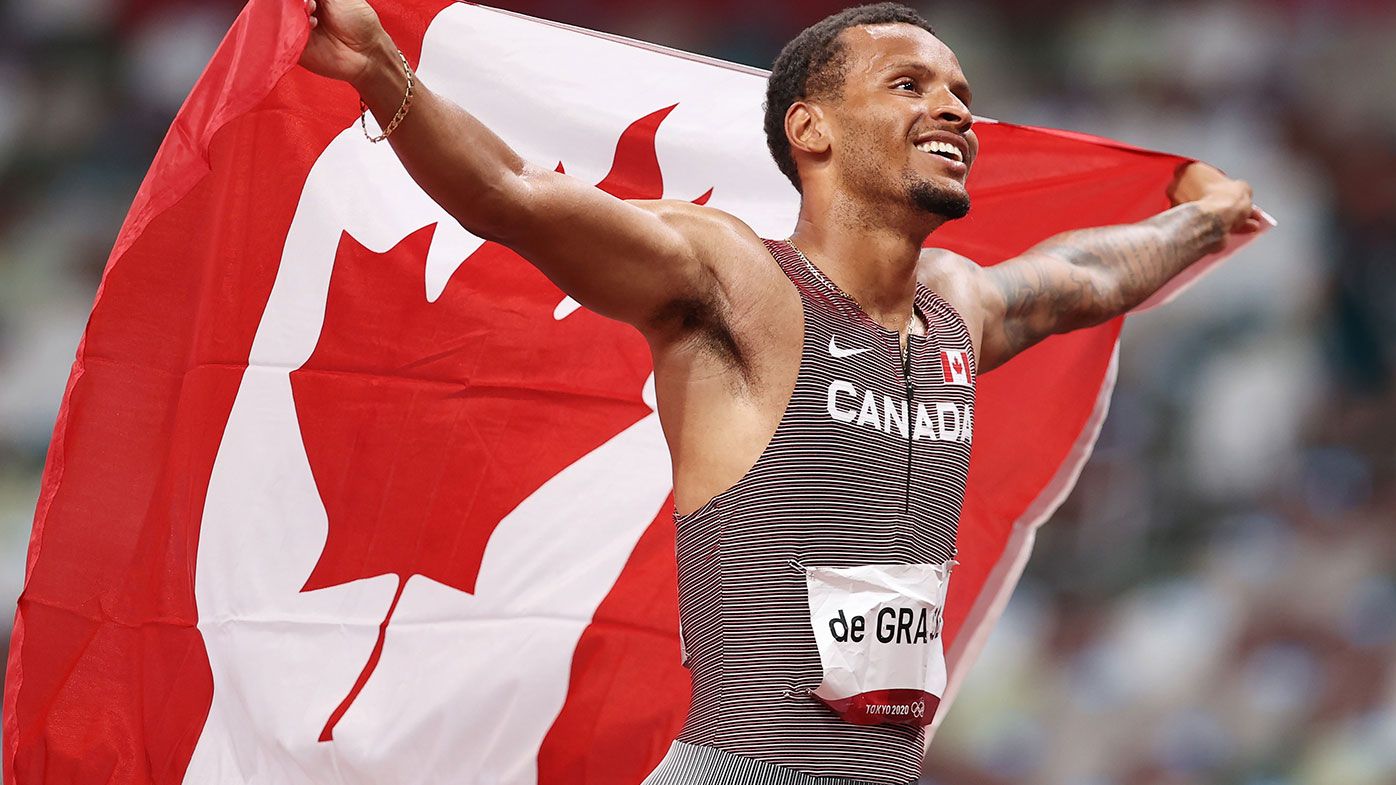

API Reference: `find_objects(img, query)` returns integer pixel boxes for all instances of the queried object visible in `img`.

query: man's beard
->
[906,173,970,219]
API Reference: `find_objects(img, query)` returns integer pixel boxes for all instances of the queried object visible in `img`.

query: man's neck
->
[788,197,941,331]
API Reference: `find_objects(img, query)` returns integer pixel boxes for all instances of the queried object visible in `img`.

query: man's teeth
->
[916,140,963,162]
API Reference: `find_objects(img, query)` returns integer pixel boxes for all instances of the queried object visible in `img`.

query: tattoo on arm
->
[987,203,1227,365]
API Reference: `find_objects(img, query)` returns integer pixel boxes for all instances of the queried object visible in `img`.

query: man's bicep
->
[977,252,1113,372]
[493,167,721,330]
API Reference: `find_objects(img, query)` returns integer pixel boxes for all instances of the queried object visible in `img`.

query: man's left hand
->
[1168,161,1263,234]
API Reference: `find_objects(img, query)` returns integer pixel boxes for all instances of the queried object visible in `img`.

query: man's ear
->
[786,101,831,157]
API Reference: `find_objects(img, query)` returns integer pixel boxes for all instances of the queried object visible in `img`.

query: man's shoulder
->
[635,199,780,282]
[632,200,792,348]
[916,246,978,274]
[917,247,984,300]
[633,199,757,245]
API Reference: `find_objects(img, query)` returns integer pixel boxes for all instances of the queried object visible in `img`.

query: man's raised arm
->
[968,162,1262,373]
[301,0,740,336]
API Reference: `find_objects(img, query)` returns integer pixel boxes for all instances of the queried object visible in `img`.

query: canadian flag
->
[941,349,971,386]
[2,2,1270,784]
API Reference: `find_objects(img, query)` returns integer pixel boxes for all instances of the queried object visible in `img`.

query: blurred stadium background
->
[1,1,1392,783]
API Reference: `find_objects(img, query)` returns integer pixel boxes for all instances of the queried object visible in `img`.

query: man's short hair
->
[763,3,936,193]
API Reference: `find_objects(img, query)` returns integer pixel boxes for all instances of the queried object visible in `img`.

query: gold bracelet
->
[360,49,415,143]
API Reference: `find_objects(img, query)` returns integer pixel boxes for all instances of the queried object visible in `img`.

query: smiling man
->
[300,1,1259,783]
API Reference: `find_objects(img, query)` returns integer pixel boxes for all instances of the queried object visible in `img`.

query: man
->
[300,1,1260,783]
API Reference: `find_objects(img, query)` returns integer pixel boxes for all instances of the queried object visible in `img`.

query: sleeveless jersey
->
[672,239,977,783]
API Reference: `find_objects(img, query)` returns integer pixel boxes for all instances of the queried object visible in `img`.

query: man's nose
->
[929,92,972,132]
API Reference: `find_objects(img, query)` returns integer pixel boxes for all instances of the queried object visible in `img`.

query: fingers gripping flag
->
[3,2,1271,784]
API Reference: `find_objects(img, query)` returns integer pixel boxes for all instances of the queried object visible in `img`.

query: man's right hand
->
[301,0,391,88]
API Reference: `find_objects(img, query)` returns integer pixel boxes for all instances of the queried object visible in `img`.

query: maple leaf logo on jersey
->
[289,104,709,741]
[940,349,971,386]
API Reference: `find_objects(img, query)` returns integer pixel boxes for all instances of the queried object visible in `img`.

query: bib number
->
[805,560,955,726]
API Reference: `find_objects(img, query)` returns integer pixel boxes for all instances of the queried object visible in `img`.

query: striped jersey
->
[672,239,977,783]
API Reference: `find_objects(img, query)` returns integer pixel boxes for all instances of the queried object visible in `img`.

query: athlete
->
[301,1,1261,782]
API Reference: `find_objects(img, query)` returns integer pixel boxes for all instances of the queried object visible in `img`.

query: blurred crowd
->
[0,1,1392,784]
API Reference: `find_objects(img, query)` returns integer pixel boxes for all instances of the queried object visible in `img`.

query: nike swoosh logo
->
[828,336,872,359]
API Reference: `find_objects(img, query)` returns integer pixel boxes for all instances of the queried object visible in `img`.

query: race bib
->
[804,560,955,726]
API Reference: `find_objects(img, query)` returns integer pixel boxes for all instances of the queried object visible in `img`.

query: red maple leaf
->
[290,104,709,741]
[951,354,964,376]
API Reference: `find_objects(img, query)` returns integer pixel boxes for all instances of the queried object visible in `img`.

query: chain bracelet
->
[360,49,415,143]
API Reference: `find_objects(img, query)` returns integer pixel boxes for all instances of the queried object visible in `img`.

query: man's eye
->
[894,80,917,91]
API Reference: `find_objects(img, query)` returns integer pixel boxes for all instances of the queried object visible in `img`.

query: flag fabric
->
[3,1,1271,784]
